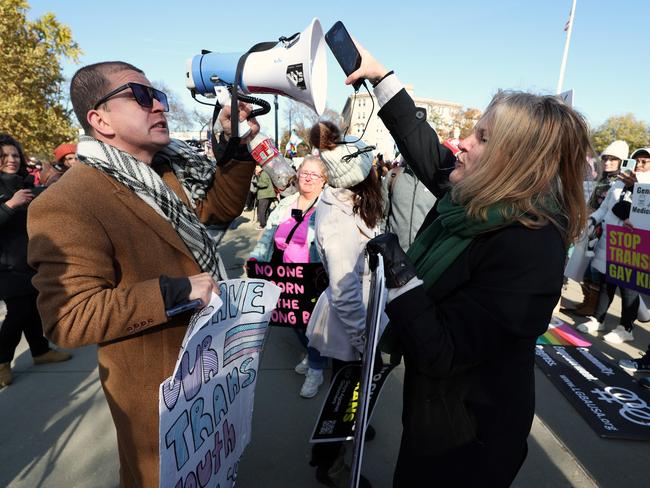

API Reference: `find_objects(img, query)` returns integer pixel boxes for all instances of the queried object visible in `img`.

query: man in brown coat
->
[27,61,258,487]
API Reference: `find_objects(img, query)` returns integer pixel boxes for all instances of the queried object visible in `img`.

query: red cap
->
[53,143,77,163]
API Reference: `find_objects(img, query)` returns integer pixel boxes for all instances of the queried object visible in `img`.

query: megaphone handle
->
[214,87,250,139]
[238,120,251,139]
[230,40,277,137]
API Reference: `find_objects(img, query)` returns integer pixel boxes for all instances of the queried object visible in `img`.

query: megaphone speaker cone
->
[243,18,327,115]
[185,19,327,115]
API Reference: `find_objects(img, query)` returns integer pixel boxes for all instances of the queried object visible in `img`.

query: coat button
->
[416,109,426,120]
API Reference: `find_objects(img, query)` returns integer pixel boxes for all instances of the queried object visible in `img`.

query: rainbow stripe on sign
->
[537,317,591,347]
[222,322,267,366]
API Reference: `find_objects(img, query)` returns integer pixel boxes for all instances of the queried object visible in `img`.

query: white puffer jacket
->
[590,180,632,274]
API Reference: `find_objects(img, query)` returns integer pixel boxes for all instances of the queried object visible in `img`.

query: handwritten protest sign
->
[246,261,328,329]
[606,224,650,294]
[159,279,280,488]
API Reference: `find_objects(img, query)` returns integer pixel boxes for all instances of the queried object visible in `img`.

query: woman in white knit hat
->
[578,146,650,343]
[568,139,629,316]
[305,120,383,488]
[587,139,629,211]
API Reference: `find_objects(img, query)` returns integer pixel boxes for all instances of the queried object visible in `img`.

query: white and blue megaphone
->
[186,18,327,137]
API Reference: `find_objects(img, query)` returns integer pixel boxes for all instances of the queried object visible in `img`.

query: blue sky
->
[29,0,649,136]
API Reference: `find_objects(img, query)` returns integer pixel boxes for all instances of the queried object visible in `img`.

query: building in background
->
[341,85,478,160]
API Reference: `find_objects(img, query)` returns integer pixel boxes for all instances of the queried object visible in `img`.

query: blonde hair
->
[452,91,592,244]
[298,155,328,185]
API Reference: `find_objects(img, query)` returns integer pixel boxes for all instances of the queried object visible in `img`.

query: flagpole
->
[556,0,577,94]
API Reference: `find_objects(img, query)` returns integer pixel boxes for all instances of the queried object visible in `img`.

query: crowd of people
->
[1,40,649,488]
[562,140,650,379]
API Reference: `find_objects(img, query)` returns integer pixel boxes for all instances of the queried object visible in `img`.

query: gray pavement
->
[1,209,648,487]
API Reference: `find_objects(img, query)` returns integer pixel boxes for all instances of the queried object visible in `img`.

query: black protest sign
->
[310,362,395,443]
[350,254,387,488]
[246,261,328,329]
[535,345,650,440]
[310,256,391,451]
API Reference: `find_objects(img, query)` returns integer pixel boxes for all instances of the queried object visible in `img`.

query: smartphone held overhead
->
[325,21,363,90]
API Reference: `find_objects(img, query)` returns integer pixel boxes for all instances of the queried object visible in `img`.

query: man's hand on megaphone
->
[219,102,260,144]
[344,38,390,89]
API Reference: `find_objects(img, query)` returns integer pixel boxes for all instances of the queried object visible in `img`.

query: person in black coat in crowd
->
[346,45,592,487]
[0,134,71,388]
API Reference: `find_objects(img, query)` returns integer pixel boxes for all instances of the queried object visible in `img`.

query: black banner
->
[535,345,650,440]
[310,362,395,443]
[246,261,328,329]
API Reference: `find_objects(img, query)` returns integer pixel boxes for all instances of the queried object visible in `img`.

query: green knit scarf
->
[407,192,511,290]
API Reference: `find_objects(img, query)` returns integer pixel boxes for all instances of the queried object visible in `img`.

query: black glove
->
[366,233,418,288]
[611,200,631,221]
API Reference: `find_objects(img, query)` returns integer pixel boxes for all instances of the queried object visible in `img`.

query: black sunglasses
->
[93,82,169,111]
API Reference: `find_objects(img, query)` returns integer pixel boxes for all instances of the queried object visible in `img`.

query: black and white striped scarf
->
[77,135,224,280]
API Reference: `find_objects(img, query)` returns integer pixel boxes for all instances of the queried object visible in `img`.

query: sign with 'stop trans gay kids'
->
[605,225,650,294]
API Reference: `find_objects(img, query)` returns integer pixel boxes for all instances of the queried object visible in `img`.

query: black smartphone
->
[165,298,203,318]
[325,21,363,90]
[31,186,47,197]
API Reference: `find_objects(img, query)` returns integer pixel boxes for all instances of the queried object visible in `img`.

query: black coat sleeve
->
[0,203,16,227]
[386,225,565,378]
[378,89,457,199]
[0,180,18,227]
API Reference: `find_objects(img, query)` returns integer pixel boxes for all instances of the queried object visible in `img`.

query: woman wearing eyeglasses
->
[577,147,650,343]
[568,140,629,317]
[250,156,329,398]
[251,156,327,264]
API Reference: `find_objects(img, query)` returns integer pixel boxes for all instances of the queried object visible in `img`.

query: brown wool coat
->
[27,159,254,487]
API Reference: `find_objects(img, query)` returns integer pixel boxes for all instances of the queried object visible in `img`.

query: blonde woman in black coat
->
[347,46,591,487]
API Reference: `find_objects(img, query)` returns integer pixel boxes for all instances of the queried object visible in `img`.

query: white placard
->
[558,89,574,107]
[159,279,280,488]
[630,183,650,230]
